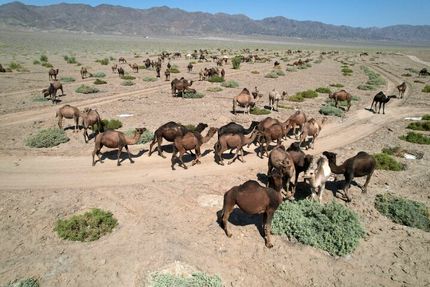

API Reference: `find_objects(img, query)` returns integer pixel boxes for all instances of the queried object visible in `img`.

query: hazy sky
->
[2,0,430,27]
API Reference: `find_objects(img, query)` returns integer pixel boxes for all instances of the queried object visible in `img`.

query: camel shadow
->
[175,149,213,164]
[324,178,361,202]
[365,107,376,113]
[216,208,265,238]
[256,172,311,201]
[99,149,147,164]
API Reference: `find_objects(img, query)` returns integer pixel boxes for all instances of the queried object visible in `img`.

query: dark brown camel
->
[148,122,208,158]
[258,123,285,158]
[171,78,193,97]
[329,90,352,111]
[187,63,193,72]
[323,151,376,202]
[117,67,125,78]
[218,180,283,248]
[267,145,297,199]
[48,68,59,80]
[80,67,88,79]
[118,57,127,64]
[396,82,406,99]
[369,91,397,114]
[164,69,170,81]
[286,142,313,187]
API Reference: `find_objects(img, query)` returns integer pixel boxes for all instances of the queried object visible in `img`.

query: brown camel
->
[267,145,297,199]
[111,64,118,73]
[258,123,285,158]
[299,117,328,149]
[80,108,102,143]
[149,122,208,158]
[171,78,193,97]
[117,67,125,78]
[165,69,170,81]
[323,151,376,202]
[129,63,139,73]
[187,63,193,72]
[329,90,352,111]
[396,82,406,99]
[215,130,259,165]
[218,180,283,248]
[118,57,127,64]
[80,67,88,79]
[232,88,262,114]
[286,142,313,187]
[92,128,146,166]
[48,68,59,80]
[283,110,307,139]
[171,127,218,170]
[56,104,80,132]
[43,81,64,104]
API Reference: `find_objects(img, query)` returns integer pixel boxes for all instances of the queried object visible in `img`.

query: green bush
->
[143,76,157,82]
[75,85,99,94]
[25,128,69,148]
[33,60,40,65]
[64,55,77,64]
[422,114,430,120]
[357,84,375,90]
[422,85,430,93]
[297,90,318,99]
[286,67,297,72]
[407,121,430,131]
[94,79,107,85]
[60,77,75,83]
[315,87,331,94]
[374,153,406,171]
[362,66,386,87]
[288,94,304,102]
[250,107,271,115]
[4,278,39,287]
[206,87,223,93]
[150,272,222,287]
[41,62,53,68]
[55,208,118,241]
[184,124,196,132]
[121,80,135,86]
[183,91,205,99]
[401,73,412,77]
[251,70,260,74]
[274,69,285,76]
[342,67,353,76]
[221,80,239,88]
[96,58,109,65]
[330,83,344,88]
[8,62,22,70]
[375,194,430,232]
[265,71,278,78]
[40,55,48,62]
[92,72,106,78]
[232,56,241,69]
[319,104,343,117]
[121,74,136,80]
[95,119,123,131]
[381,146,403,156]
[126,129,154,144]
[400,132,430,145]
[208,75,225,83]
[272,200,364,256]
[169,65,180,73]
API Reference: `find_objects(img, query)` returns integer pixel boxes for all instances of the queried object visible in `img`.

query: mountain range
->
[1,1,429,43]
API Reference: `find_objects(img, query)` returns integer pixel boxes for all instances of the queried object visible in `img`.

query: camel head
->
[268,168,283,192]
[195,123,208,133]
[323,151,336,162]
[388,95,397,99]
[321,117,328,125]
[282,91,288,100]
[328,93,335,99]
[135,127,147,135]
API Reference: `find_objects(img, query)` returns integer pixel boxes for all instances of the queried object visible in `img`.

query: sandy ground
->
[0,31,429,287]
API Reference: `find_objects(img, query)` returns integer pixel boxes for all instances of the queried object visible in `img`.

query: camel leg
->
[171,147,178,170]
[228,146,241,165]
[362,170,374,193]
[83,128,88,143]
[178,148,187,169]
[382,102,385,114]
[58,116,63,129]
[217,146,227,166]
[74,116,79,133]
[117,146,123,166]
[343,173,353,202]
[192,146,201,165]
[319,183,326,202]
[240,148,246,163]
[347,100,351,112]
[125,145,134,164]
[156,137,165,158]
[378,102,382,114]
[264,210,275,248]
[221,203,234,238]
[148,137,156,156]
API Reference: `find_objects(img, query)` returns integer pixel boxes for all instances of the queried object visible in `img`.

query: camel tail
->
[232,99,236,114]
[55,110,59,118]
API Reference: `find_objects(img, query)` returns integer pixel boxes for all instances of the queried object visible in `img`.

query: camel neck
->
[328,159,345,174]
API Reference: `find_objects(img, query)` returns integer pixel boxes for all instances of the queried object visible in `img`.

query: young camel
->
[232,88,262,114]
[56,105,80,132]
[303,156,331,202]
[149,122,208,158]
[299,117,328,149]
[43,81,64,104]
[329,90,352,111]
[171,127,218,170]
[218,179,283,248]
[92,128,146,166]
[396,82,406,98]
[370,91,397,114]
[268,89,287,111]
[129,63,139,73]
[323,151,376,202]
[215,130,259,165]
[268,145,297,199]
[283,110,307,139]
[80,108,102,143]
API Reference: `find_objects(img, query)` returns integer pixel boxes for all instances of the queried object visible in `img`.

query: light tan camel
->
[282,110,307,139]
[232,88,262,114]
[56,105,80,132]
[303,156,331,202]
[92,128,146,166]
[299,117,328,149]
[80,108,102,143]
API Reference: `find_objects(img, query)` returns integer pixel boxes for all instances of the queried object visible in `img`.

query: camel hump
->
[241,88,250,94]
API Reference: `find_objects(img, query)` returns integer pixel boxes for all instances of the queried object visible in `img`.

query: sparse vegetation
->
[375,194,430,232]
[121,74,136,80]
[94,78,107,85]
[232,56,241,69]
[92,72,106,78]
[315,87,331,94]
[40,54,48,62]
[8,62,23,71]
[143,76,157,82]
[251,70,260,74]
[286,67,297,72]
[206,87,223,93]
[33,59,40,65]
[362,66,386,88]
[54,208,118,241]
[60,76,75,83]
[341,66,353,76]
[297,90,318,99]
[400,132,430,145]
[319,103,343,117]
[401,73,412,77]
[4,278,39,287]
[75,85,99,94]
[374,152,406,171]
[422,85,430,93]
[330,83,344,88]
[208,75,225,83]
[278,104,292,109]
[221,80,239,88]
[121,80,135,86]
[407,121,430,131]
[25,128,69,148]
[93,118,123,132]
[41,62,53,68]
[265,71,279,78]
[288,94,305,102]
[357,84,375,90]
[422,114,430,120]
[183,91,205,99]
[150,272,222,287]
[64,55,77,64]
[169,65,180,73]
[96,58,109,65]
[272,200,364,256]
[126,129,154,144]
[250,107,271,115]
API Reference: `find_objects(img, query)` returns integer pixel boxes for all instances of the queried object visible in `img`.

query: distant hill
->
[1,1,430,43]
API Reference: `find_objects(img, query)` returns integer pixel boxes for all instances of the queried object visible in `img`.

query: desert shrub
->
[286,67,297,72]
[40,55,48,62]
[405,67,419,74]
[8,62,22,70]
[64,55,77,64]
[121,74,136,80]
[206,87,223,92]
[169,65,180,73]
[362,66,386,86]
[33,60,40,65]
[357,84,375,90]
[96,58,109,65]
[25,128,69,148]
[274,69,285,76]
[278,104,292,109]
[94,79,107,85]
[41,62,53,68]
[150,272,222,287]
[121,80,135,86]
[184,124,196,131]
[272,200,364,256]
[373,153,406,171]
[250,107,271,115]
[251,70,260,74]
[183,91,204,99]
[92,72,106,78]
[341,67,353,76]
[32,95,49,102]
[381,146,403,156]
[401,73,412,77]
[375,194,430,232]
[231,56,241,69]
[422,114,430,120]
[319,104,343,117]
[330,83,344,88]
[221,80,239,88]
[109,56,115,61]
[143,76,157,82]
[265,71,278,78]
[400,132,430,145]
[315,87,331,94]
[126,129,154,144]
[93,118,122,132]
[297,90,318,99]
[422,85,430,93]
[407,121,430,131]
[4,278,39,287]
[288,94,304,102]
[75,85,99,94]
[208,75,224,83]
[60,76,75,83]
[55,208,118,241]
